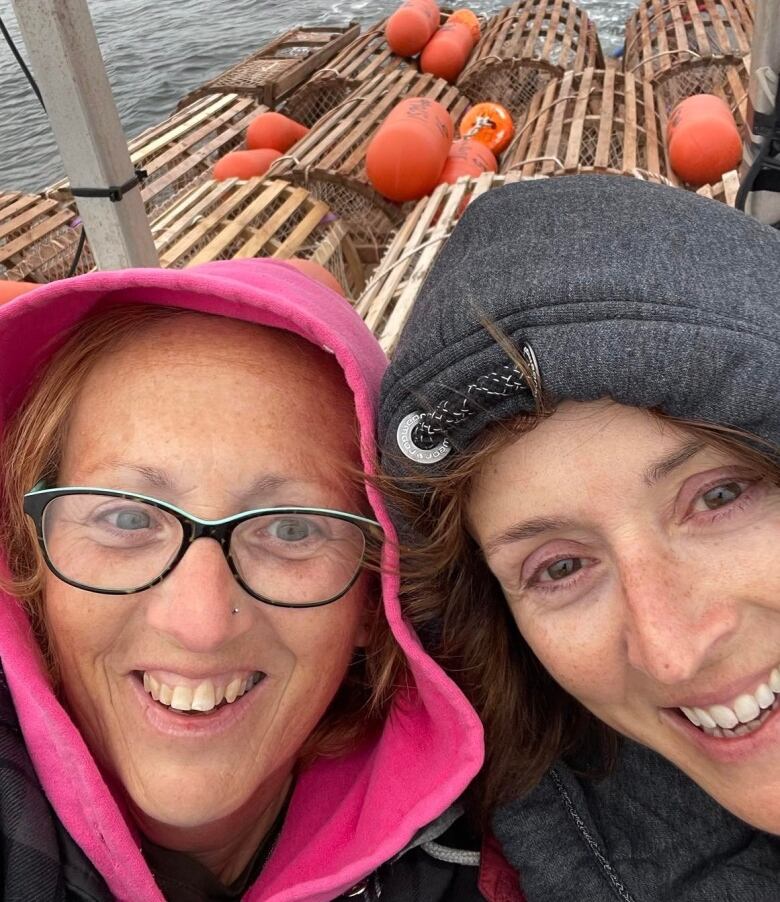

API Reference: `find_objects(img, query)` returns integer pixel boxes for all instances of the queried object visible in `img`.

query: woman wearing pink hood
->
[0,259,499,902]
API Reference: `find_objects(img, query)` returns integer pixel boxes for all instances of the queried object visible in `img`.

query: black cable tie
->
[71,168,148,203]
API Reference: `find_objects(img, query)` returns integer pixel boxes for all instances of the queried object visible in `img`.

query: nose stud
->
[231,607,240,615]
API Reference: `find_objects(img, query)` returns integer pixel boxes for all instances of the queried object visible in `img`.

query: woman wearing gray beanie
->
[378,175,780,901]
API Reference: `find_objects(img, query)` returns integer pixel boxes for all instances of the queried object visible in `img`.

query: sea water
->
[0,0,635,192]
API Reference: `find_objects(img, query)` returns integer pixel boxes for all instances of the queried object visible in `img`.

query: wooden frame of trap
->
[457,0,604,119]
[177,23,360,110]
[149,177,366,299]
[0,191,93,283]
[500,68,675,183]
[624,0,753,113]
[267,67,470,250]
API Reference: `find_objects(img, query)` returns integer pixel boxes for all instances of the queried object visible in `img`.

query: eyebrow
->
[643,440,704,486]
[104,464,294,498]
[483,517,576,555]
[482,440,706,556]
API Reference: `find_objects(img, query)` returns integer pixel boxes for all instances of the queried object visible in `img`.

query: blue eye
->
[113,509,153,530]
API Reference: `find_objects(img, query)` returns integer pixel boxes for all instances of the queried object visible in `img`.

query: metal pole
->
[12,0,159,269]
[743,0,780,225]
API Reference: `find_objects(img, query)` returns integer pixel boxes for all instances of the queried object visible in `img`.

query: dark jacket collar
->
[492,740,779,902]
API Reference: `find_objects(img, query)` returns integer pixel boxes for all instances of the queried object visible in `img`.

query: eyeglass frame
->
[23,482,383,609]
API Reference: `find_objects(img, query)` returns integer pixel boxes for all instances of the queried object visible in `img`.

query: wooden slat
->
[271,67,470,239]
[178,23,360,108]
[501,68,672,183]
[458,0,603,116]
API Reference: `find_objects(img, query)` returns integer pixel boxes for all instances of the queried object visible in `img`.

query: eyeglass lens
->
[41,494,366,604]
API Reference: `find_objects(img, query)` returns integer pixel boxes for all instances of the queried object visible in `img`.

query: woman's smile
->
[127,667,272,739]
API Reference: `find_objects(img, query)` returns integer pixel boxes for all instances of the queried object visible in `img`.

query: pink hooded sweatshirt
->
[0,259,484,901]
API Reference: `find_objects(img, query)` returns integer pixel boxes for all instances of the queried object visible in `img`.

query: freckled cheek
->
[510,605,627,707]
[267,595,365,685]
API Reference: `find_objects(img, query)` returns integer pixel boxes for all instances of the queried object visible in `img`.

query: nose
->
[144,538,249,653]
[620,541,740,685]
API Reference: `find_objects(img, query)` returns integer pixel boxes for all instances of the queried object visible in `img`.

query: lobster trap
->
[624,0,753,113]
[457,0,604,119]
[0,191,92,283]
[284,22,414,128]
[501,68,675,182]
[47,93,265,219]
[178,23,360,109]
[283,10,457,128]
[268,67,470,248]
[150,177,366,299]
[356,172,525,354]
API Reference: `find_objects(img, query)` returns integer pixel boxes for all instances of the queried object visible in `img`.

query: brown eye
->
[702,482,743,510]
[546,558,582,580]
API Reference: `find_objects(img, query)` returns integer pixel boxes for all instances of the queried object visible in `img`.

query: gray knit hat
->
[379,175,780,470]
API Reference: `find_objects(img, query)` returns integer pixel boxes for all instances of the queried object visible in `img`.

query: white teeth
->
[678,668,780,739]
[148,673,161,702]
[693,707,717,729]
[191,682,216,712]
[709,704,739,729]
[225,677,243,704]
[170,685,194,711]
[141,671,262,712]
[733,693,761,724]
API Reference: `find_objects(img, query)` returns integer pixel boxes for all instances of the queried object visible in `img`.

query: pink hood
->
[0,259,483,901]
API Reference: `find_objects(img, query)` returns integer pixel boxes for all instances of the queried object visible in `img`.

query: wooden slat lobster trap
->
[0,192,93,284]
[282,10,455,128]
[457,0,604,120]
[268,67,470,248]
[47,93,265,220]
[177,23,360,110]
[696,168,741,205]
[624,0,753,113]
[356,172,526,354]
[500,68,675,182]
[150,177,366,299]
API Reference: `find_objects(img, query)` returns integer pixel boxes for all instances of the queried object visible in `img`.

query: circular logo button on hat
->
[396,412,452,464]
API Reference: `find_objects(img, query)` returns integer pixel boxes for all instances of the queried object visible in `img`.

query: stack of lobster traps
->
[2,0,757,335]
[268,67,470,248]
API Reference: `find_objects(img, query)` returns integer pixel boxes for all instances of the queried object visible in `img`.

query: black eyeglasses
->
[23,484,382,608]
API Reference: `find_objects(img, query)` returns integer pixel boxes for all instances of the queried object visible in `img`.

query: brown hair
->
[0,303,398,761]
[378,392,780,824]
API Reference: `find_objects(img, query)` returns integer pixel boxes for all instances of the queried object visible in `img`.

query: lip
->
[662,663,778,709]
[129,670,268,738]
[661,701,780,764]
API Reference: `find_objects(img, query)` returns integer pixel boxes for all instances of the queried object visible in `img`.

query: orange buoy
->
[448,9,480,45]
[212,148,282,180]
[366,97,453,202]
[246,111,308,153]
[436,138,497,185]
[420,22,474,83]
[459,102,515,156]
[283,258,346,296]
[0,280,38,305]
[666,94,743,186]
[385,0,440,58]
